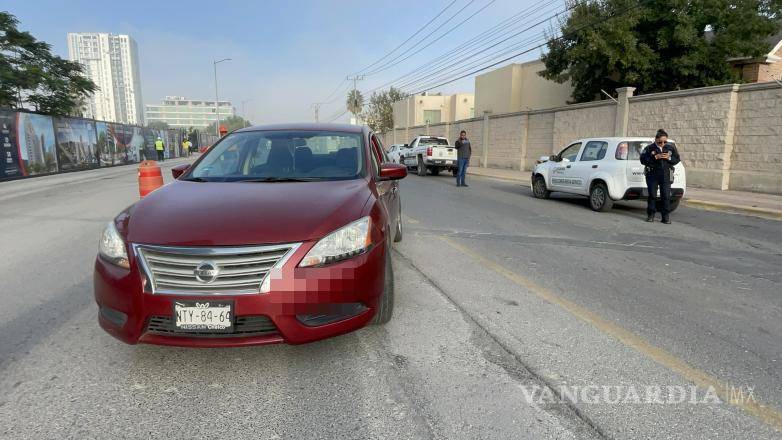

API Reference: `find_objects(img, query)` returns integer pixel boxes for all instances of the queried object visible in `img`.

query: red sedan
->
[94,124,407,346]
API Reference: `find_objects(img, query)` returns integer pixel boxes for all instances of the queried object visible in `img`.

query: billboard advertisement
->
[0,109,23,180]
[54,117,99,171]
[18,112,59,175]
[96,121,114,167]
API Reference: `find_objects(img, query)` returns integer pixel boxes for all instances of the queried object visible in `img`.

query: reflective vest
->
[182,140,190,150]
[155,140,164,151]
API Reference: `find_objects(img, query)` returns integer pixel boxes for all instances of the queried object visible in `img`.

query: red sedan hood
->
[126,180,372,246]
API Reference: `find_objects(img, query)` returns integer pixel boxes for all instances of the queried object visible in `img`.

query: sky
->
[5,0,551,124]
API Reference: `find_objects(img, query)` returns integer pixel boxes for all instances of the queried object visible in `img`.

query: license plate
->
[174,301,233,332]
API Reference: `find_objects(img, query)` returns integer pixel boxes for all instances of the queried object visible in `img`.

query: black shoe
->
[662,218,671,224]
[646,215,654,222]
[462,183,469,187]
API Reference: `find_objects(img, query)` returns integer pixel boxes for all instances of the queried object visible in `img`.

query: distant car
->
[94,123,407,347]
[402,135,458,176]
[386,143,409,164]
[531,137,686,212]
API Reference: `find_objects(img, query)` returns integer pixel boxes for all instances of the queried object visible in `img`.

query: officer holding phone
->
[640,129,680,224]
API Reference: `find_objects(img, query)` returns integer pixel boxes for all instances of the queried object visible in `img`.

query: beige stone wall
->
[388,82,782,194]
[627,85,737,189]
[730,83,782,193]
[552,102,616,151]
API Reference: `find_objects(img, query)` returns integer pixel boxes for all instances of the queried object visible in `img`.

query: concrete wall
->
[384,82,782,194]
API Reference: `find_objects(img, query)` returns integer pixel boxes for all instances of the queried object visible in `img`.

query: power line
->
[363,0,482,76]
[406,0,648,94]
[394,1,568,91]
[352,0,459,75]
[362,0,565,95]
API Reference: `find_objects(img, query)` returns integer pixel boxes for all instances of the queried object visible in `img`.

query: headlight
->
[99,221,130,269]
[300,216,372,267]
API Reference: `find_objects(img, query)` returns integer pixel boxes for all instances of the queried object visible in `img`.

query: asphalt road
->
[0,164,780,439]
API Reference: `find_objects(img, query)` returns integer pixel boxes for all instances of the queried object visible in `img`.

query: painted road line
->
[435,233,782,432]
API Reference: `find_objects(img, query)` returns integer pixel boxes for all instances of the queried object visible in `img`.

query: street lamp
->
[213,58,231,136]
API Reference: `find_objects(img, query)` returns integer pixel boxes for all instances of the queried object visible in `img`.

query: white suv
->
[531,137,686,212]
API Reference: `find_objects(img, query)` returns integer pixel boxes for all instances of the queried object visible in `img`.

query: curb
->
[467,170,782,220]
[682,198,782,220]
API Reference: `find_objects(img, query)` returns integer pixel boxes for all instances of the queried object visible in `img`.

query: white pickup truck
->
[402,136,458,176]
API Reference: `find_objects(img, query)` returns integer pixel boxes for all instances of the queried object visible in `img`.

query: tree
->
[346,89,364,120]
[147,121,170,130]
[203,115,252,134]
[0,12,97,114]
[363,87,407,133]
[540,0,782,103]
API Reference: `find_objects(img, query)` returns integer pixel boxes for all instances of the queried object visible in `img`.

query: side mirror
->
[378,163,407,181]
[172,164,191,179]
[539,155,550,163]
[403,144,409,148]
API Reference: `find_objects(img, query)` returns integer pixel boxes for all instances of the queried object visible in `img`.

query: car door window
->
[369,135,383,176]
[579,141,608,161]
[559,143,582,162]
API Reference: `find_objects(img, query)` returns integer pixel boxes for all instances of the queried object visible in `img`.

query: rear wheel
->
[589,182,613,212]
[532,175,551,199]
[417,156,426,176]
[371,247,394,325]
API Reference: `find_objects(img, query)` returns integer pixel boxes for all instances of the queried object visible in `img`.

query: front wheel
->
[532,175,551,199]
[589,182,613,212]
[417,156,427,176]
[371,247,394,325]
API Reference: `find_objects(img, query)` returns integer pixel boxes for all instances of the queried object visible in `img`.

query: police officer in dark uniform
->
[640,129,680,224]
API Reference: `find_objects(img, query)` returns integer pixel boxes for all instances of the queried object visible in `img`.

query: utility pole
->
[310,103,322,122]
[213,58,231,136]
[346,75,365,123]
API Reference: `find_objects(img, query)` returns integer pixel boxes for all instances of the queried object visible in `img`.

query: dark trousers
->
[456,158,469,186]
[156,150,164,161]
[646,173,671,218]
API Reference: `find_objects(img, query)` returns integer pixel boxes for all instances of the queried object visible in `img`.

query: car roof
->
[234,123,367,134]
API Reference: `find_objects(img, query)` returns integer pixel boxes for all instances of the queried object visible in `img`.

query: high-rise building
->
[145,97,235,129]
[67,33,144,125]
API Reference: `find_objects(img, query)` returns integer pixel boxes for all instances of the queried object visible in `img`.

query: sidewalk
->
[467,167,782,220]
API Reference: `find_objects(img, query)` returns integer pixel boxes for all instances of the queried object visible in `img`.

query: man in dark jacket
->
[640,129,680,224]
[454,130,471,187]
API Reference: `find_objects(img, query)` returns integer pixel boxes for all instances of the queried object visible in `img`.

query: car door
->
[403,138,418,167]
[370,134,400,236]
[548,142,583,192]
[568,140,609,195]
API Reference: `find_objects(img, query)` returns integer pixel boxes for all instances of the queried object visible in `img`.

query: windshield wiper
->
[238,177,318,182]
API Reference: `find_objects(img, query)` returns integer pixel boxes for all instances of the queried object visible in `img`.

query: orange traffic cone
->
[138,160,164,197]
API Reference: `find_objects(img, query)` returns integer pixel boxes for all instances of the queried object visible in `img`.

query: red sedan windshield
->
[188,130,366,182]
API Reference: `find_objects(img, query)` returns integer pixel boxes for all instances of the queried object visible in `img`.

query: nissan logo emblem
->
[194,261,219,283]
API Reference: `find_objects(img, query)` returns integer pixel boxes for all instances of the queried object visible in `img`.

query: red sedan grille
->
[145,315,278,338]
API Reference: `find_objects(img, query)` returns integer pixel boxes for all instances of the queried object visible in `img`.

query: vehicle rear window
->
[615,140,676,160]
[188,130,365,182]
[419,138,448,146]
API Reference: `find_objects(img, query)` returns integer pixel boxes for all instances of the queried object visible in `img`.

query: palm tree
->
[346,89,364,121]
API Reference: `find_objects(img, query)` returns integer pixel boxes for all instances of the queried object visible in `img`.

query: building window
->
[423,110,441,124]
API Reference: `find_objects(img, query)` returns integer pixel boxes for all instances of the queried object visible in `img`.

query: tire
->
[372,247,394,325]
[589,181,613,212]
[532,175,551,199]
[417,156,427,176]
[430,168,440,176]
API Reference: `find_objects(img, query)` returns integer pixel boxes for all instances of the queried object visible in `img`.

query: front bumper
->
[425,159,456,167]
[94,241,387,347]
